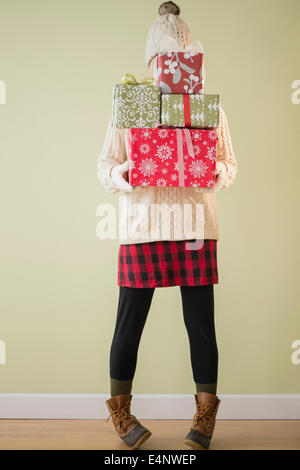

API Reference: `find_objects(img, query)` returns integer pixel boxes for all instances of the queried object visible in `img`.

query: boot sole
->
[184,438,207,450]
[125,430,152,450]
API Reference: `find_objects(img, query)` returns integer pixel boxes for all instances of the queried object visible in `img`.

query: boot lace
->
[193,403,216,431]
[106,401,138,432]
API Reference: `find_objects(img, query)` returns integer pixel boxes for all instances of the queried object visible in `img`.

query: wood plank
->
[0,420,299,450]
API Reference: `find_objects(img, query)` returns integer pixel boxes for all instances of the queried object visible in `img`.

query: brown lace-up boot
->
[106,394,151,449]
[184,392,221,450]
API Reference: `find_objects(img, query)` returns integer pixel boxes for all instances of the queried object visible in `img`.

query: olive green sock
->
[195,383,217,394]
[110,378,133,397]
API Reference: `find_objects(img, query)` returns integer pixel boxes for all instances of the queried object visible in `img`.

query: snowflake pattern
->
[194,145,201,156]
[207,147,216,161]
[155,143,173,161]
[138,158,158,177]
[156,178,167,186]
[128,128,217,188]
[158,129,169,139]
[142,130,151,139]
[193,132,202,141]
[209,129,218,140]
[139,143,150,154]
[188,159,208,178]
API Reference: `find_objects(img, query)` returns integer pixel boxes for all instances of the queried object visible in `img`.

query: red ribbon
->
[183,95,191,127]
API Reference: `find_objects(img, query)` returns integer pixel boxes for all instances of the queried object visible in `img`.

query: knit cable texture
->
[97,106,237,243]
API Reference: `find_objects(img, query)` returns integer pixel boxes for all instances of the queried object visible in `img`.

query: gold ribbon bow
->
[122,73,154,86]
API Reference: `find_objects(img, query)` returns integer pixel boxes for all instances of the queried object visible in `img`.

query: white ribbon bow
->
[158,34,204,54]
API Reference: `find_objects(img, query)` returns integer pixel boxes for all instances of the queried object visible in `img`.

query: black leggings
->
[110,285,218,385]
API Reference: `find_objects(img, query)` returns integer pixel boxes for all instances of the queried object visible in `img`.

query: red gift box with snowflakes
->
[154,52,204,94]
[128,127,218,188]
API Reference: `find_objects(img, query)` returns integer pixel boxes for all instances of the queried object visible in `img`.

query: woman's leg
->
[109,286,155,396]
[180,285,218,394]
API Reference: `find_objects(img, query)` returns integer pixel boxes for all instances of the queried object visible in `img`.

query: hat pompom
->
[159,1,180,16]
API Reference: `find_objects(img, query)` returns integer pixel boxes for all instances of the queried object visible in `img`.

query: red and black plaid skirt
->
[118,240,218,288]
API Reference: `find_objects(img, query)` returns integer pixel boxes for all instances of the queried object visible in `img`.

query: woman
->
[98,1,237,450]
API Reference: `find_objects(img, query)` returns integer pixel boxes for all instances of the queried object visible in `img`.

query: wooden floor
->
[0,420,299,450]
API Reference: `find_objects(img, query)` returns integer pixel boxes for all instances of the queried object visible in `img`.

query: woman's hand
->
[213,162,226,191]
[111,161,133,192]
[194,162,226,194]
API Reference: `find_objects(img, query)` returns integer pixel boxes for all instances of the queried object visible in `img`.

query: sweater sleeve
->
[215,106,237,189]
[97,120,127,193]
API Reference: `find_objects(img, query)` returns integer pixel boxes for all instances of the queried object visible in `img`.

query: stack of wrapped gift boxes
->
[112,50,219,188]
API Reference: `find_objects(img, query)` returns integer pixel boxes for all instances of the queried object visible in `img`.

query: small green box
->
[112,84,161,128]
[161,94,220,128]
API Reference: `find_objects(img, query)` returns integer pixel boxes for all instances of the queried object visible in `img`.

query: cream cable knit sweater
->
[97,106,237,244]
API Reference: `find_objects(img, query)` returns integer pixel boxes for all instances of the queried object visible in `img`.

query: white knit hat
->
[145,2,192,69]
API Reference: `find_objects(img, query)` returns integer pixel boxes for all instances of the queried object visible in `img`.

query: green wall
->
[0,0,299,394]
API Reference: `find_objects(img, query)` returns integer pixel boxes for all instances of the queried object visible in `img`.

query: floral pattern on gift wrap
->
[112,84,160,128]
[128,128,218,188]
[154,52,204,94]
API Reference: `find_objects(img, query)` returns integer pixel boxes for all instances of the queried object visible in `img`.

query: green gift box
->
[112,83,161,128]
[161,94,220,128]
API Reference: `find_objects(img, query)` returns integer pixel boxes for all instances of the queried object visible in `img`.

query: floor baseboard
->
[0,394,299,420]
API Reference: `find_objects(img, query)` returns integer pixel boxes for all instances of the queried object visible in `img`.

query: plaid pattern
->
[118,240,218,288]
